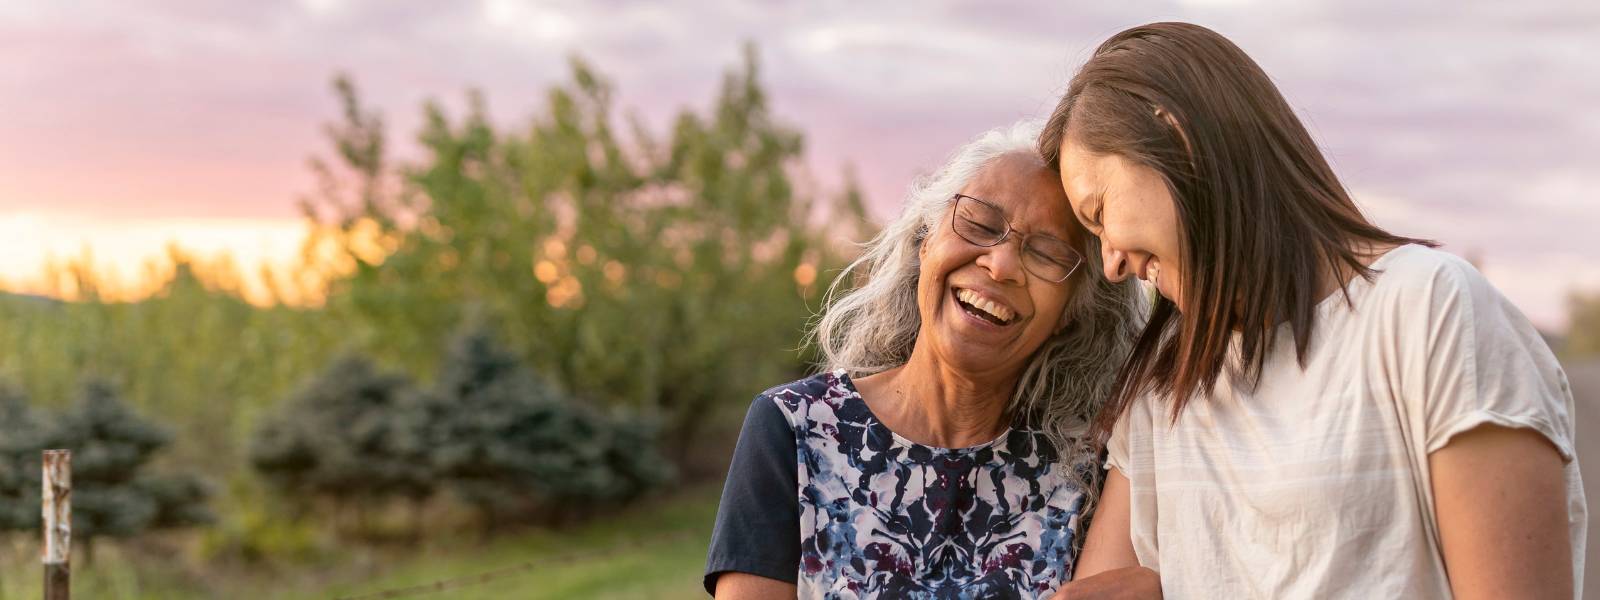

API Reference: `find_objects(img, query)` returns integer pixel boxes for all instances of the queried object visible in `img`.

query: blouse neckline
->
[834,369,1015,455]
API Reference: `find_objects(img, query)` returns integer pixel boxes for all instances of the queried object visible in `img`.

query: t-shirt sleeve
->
[1410,255,1576,460]
[1104,403,1133,475]
[703,394,800,596]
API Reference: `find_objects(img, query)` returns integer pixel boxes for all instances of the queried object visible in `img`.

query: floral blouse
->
[705,370,1091,599]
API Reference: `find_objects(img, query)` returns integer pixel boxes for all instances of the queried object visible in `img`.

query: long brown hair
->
[1038,22,1432,436]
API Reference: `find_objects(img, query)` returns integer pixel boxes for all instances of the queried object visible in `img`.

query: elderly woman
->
[702,121,1142,599]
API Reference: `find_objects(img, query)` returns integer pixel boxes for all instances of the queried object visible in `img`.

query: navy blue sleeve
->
[703,394,800,596]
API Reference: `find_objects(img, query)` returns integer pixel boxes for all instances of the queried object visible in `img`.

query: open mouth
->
[954,288,1016,326]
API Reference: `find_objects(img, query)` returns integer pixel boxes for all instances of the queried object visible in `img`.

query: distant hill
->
[0,291,58,302]
[0,291,62,307]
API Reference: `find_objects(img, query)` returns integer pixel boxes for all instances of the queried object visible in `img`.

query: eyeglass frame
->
[948,193,1085,284]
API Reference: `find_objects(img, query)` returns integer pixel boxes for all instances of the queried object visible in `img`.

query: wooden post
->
[42,449,70,600]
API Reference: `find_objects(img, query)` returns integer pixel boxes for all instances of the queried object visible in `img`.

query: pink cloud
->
[2,0,1597,327]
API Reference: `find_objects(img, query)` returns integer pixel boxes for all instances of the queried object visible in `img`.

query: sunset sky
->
[3,0,1597,328]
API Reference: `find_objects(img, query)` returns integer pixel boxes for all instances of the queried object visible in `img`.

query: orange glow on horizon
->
[1,213,322,306]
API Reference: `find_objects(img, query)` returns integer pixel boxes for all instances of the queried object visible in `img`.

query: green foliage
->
[249,326,673,535]
[308,48,866,457]
[0,258,345,476]
[0,46,868,563]
[0,379,213,557]
[198,483,329,564]
[50,380,215,548]
[0,382,44,531]
[423,324,673,527]
[249,354,434,517]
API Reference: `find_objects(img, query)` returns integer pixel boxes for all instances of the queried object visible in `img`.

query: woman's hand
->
[1431,423,1572,599]
[714,565,1156,600]
[1051,566,1162,599]
[1051,468,1161,599]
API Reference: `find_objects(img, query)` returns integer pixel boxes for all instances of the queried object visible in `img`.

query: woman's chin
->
[1149,281,1182,311]
[933,334,1029,378]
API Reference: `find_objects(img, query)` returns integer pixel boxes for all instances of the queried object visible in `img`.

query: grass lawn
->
[319,485,720,600]
[0,484,722,600]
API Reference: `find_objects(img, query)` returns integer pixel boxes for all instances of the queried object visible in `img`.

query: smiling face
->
[915,152,1084,380]
[1057,138,1186,310]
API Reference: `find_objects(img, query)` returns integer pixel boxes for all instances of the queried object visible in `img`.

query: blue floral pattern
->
[766,370,1088,599]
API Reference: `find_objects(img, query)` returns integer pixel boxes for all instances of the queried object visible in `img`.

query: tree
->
[423,323,672,532]
[250,354,434,534]
[0,382,44,534]
[0,46,870,553]
[304,47,869,462]
[37,379,214,562]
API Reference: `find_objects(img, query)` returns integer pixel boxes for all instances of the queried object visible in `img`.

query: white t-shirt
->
[1106,244,1586,599]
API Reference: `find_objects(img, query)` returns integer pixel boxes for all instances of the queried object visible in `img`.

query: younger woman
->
[1044,22,1584,599]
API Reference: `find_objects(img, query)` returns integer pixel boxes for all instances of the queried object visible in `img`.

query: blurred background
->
[1,1,1597,598]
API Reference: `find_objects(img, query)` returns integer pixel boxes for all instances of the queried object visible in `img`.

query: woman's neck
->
[854,350,1015,449]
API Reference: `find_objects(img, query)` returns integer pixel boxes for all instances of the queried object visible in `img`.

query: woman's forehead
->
[961,154,1079,239]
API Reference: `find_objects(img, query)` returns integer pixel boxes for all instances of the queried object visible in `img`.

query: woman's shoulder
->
[754,369,857,425]
[1359,244,1560,389]
[757,369,846,401]
[1353,243,1520,325]
[1367,244,1492,299]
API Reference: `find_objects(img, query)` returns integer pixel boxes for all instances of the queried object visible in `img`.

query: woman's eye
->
[1085,205,1104,231]
[1030,248,1070,266]
[967,218,1001,235]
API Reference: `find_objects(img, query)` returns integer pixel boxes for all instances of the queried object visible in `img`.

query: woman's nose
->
[978,239,1027,284]
[1102,246,1131,283]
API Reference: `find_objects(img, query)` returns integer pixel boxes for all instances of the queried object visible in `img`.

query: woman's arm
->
[1075,468,1139,578]
[703,395,802,595]
[714,572,797,599]
[1431,423,1572,600]
[1051,468,1161,599]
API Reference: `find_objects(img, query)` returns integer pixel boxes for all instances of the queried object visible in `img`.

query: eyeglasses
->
[949,194,1084,283]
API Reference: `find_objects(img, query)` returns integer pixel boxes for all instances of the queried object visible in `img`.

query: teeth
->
[956,289,1014,323]
[1148,262,1160,288]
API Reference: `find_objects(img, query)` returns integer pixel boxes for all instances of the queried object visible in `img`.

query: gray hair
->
[808,119,1144,512]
